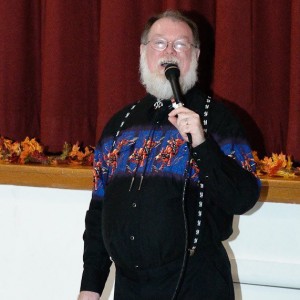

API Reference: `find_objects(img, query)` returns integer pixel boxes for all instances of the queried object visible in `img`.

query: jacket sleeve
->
[80,138,112,294]
[191,101,261,215]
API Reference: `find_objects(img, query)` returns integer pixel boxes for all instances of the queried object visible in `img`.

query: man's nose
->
[164,42,176,54]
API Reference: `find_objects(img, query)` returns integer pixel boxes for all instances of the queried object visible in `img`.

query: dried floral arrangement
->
[0,136,299,177]
[0,136,94,166]
[253,151,299,178]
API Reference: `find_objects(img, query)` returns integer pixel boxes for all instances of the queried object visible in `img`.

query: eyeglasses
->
[144,38,198,53]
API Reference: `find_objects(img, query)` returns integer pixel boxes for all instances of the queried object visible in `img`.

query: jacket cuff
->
[80,265,110,295]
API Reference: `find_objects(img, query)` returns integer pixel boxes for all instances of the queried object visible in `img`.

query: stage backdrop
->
[0,1,299,162]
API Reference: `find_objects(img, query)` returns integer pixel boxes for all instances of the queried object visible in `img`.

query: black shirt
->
[80,86,260,294]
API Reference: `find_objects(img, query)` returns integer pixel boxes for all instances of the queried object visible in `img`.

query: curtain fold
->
[0,1,41,142]
[251,1,292,157]
[0,0,299,161]
[40,0,99,151]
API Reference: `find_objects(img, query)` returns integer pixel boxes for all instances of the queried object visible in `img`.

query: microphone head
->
[164,63,180,81]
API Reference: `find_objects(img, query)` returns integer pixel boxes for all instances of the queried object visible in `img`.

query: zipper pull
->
[129,177,135,192]
[138,175,144,190]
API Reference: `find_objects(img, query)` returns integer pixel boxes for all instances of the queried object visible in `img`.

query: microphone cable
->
[170,143,192,300]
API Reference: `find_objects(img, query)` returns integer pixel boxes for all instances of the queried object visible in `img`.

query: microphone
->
[164,63,184,109]
[164,63,192,145]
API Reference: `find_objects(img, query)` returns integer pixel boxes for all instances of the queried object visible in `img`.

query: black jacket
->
[80,86,260,296]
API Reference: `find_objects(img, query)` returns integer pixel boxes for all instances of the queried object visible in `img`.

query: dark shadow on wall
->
[184,10,215,94]
[223,201,265,300]
[220,99,267,158]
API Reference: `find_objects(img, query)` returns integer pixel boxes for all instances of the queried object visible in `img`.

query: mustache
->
[158,57,179,68]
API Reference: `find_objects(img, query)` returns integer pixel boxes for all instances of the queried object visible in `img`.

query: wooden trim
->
[0,163,93,190]
[259,175,300,204]
[0,164,299,204]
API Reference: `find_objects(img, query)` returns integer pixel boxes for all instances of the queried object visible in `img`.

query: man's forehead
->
[148,18,193,39]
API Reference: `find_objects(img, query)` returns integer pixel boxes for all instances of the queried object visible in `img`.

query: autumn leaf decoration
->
[253,151,296,177]
[0,136,48,164]
[19,137,48,164]
[0,136,94,166]
[52,142,94,166]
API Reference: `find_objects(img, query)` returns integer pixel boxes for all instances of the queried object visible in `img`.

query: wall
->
[0,184,299,300]
[224,201,300,299]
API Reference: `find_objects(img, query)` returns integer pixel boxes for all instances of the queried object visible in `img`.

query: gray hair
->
[140,10,200,48]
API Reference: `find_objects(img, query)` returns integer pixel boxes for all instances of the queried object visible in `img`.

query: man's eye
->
[174,41,187,49]
[154,40,166,48]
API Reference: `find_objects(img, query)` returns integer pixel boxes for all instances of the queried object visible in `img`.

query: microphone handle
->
[186,133,193,146]
[168,80,193,146]
[168,76,184,105]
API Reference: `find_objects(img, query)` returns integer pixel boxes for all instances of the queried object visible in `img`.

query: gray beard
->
[139,50,198,99]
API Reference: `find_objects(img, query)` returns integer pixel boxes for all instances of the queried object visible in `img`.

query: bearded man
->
[78,10,260,300]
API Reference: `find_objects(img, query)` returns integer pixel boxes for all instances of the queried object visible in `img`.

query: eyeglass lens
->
[150,38,191,52]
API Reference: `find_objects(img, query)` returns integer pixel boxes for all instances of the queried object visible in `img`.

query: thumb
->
[168,115,178,128]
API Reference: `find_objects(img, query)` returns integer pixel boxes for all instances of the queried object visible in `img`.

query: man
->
[79,10,260,300]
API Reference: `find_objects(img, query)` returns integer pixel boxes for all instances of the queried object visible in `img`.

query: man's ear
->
[196,48,200,60]
[140,44,145,55]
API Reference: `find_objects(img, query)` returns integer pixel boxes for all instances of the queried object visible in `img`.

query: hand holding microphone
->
[164,63,205,148]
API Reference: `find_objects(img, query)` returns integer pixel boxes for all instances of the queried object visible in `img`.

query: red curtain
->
[0,1,299,162]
